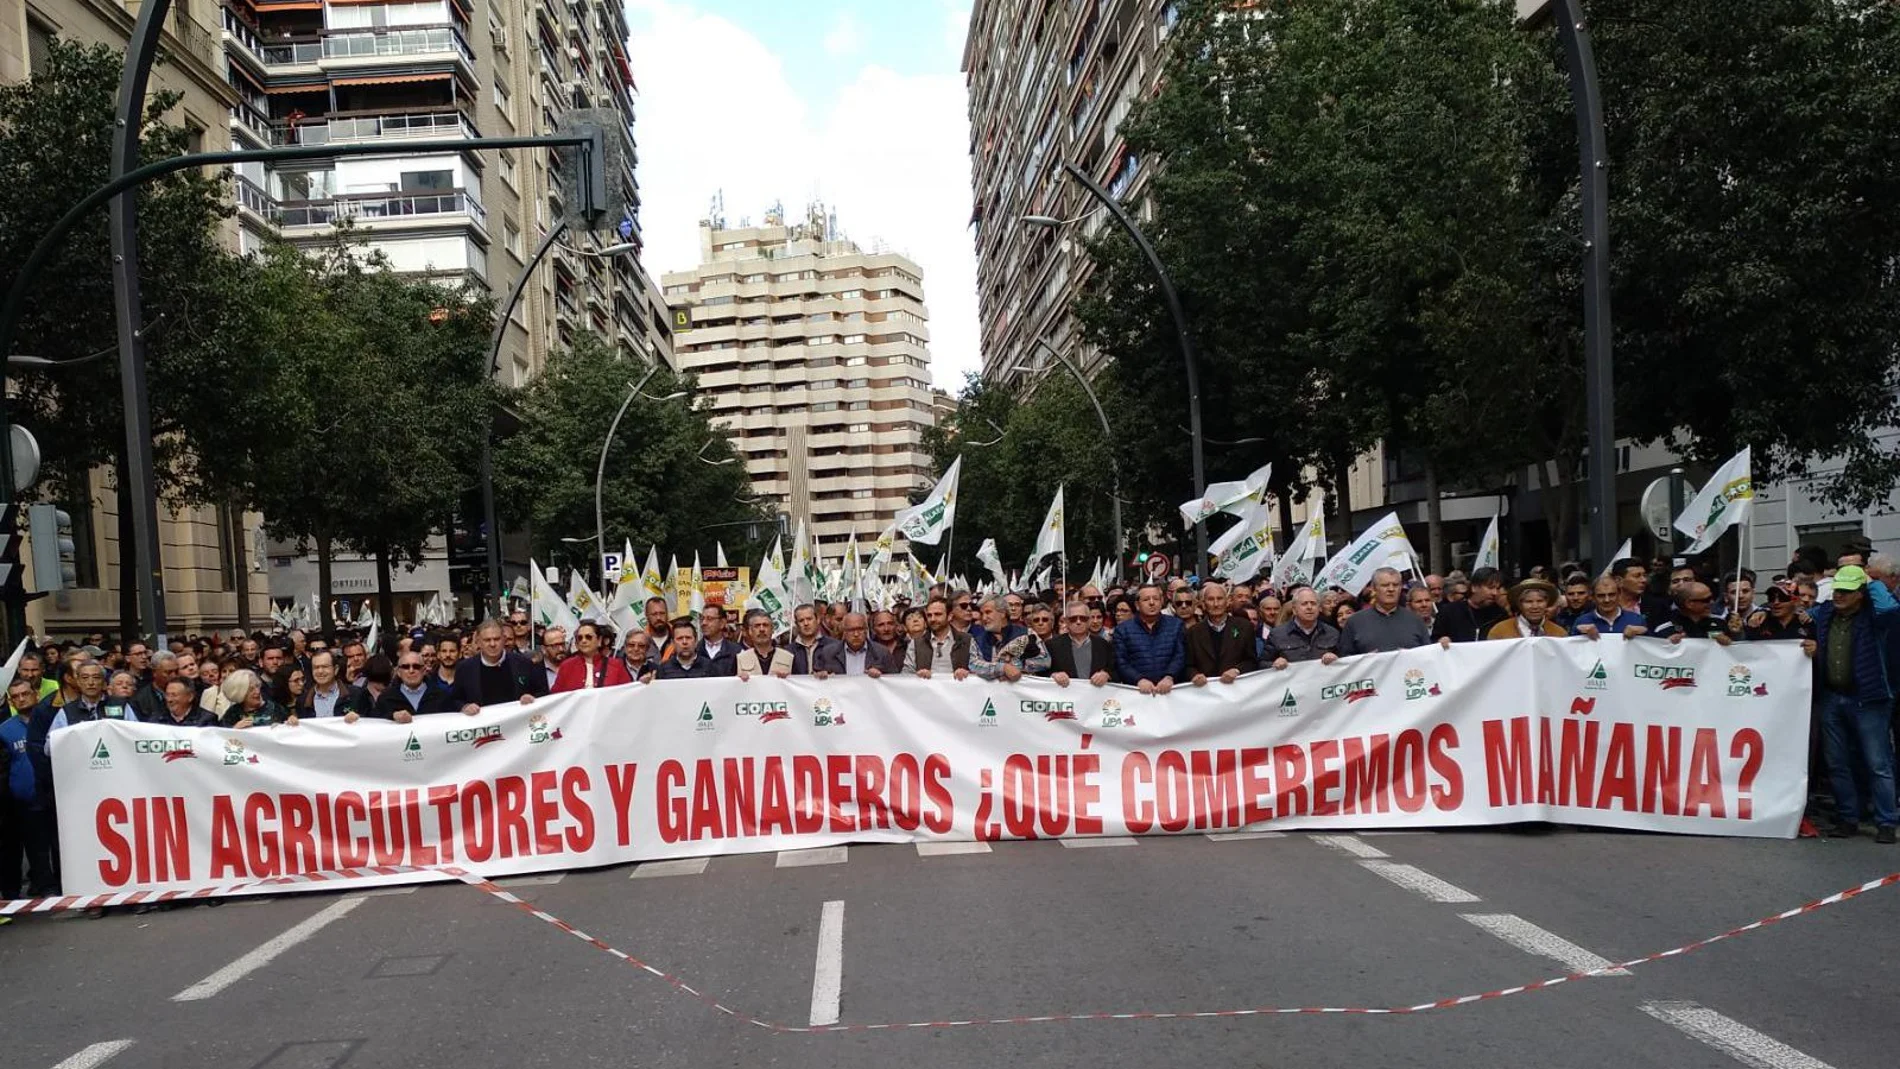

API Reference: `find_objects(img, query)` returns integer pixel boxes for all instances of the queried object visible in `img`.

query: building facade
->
[664,206,937,559]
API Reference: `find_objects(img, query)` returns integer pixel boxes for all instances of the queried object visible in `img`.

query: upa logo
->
[1022,699,1076,721]
[135,738,197,762]
[695,702,716,732]
[222,738,259,766]
[89,740,113,770]
[1635,664,1697,690]
[1727,665,1768,697]
[1098,699,1135,728]
[444,724,505,747]
[1584,660,1610,691]
[1321,679,1378,703]
[401,732,424,761]
[1403,668,1442,701]
[735,701,790,721]
[527,714,562,744]
[978,698,999,726]
[811,698,845,727]
[1277,689,1300,717]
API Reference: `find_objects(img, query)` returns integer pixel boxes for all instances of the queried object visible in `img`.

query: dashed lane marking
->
[47,1041,134,1069]
[808,900,845,1027]
[1312,835,1389,859]
[1640,1001,1836,1069]
[777,846,850,868]
[495,874,567,887]
[1205,831,1286,842]
[1358,861,1481,903]
[916,841,993,856]
[631,857,712,879]
[1060,836,1137,849]
[171,898,365,1002]
[1460,914,1632,977]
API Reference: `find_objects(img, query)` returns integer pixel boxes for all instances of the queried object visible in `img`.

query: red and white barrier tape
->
[6,867,1895,1033]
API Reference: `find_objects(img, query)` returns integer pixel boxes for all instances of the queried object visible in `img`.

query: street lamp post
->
[1025,159,1208,575]
[594,368,686,574]
[1012,338,1123,584]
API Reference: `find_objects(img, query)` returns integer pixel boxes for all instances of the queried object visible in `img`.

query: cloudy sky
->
[627,0,979,387]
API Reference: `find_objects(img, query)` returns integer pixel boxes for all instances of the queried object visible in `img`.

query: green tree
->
[493,333,772,579]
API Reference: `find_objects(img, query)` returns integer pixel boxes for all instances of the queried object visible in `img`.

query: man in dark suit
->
[373,652,456,720]
[787,604,845,677]
[1185,581,1259,685]
[816,613,897,677]
[449,619,547,714]
[1048,601,1114,687]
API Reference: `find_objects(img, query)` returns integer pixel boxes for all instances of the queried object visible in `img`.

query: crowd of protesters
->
[4,538,1896,908]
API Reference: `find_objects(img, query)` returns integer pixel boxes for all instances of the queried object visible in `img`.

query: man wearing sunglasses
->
[1652,582,1733,646]
[373,654,455,720]
[1049,601,1113,688]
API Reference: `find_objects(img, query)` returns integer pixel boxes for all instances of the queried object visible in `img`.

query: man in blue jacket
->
[2,677,55,900]
[1811,565,1900,842]
[1115,583,1186,694]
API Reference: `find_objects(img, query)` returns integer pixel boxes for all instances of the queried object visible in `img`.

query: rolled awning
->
[264,82,326,94]
[331,72,453,87]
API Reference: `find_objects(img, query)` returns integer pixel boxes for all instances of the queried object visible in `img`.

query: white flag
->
[1179,462,1272,528]
[529,558,567,629]
[640,546,665,601]
[1210,495,1272,558]
[667,554,686,616]
[1600,537,1634,579]
[745,537,791,632]
[364,620,380,656]
[1212,498,1277,584]
[0,638,27,695]
[566,569,602,632]
[1313,511,1416,595]
[976,537,1008,591]
[1270,490,1327,590]
[1674,446,1754,555]
[715,541,728,569]
[790,521,818,605]
[870,523,898,572]
[607,539,642,635]
[1473,513,1502,573]
[688,551,705,619]
[897,456,961,545]
[1024,486,1066,576]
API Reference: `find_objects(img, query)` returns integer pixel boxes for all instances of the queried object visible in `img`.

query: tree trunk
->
[228,502,252,632]
[1536,455,1582,570]
[375,545,396,640]
[113,461,139,642]
[1331,453,1355,549]
[1423,456,1444,575]
[316,530,336,637]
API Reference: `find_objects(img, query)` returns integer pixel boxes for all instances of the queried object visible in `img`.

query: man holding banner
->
[1340,569,1442,656]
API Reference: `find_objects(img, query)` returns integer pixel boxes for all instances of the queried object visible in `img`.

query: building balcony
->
[233,175,274,225]
[268,109,479,148]
[230,99,275,148]
[272,189,487,234]
[262,25,477,78]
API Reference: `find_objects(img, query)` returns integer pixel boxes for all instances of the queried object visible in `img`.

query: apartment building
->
[664,205,937,560]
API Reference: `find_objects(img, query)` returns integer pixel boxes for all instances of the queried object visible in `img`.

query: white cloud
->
[629,1,980,388]
[943,1,972,61]
[822,12,863,58]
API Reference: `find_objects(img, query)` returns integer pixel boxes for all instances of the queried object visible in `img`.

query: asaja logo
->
[528,713,562,744]
[89,739,112,770]
[444,724,505,747]
[1584,660,1610,691]
[1727,665,1768,697]
[401,732,424,761]
[135,738,197,762]
[695,702,716,732]
[1635,664,1697,690]
[812,698,844,727]
[222,738,258,766]
[978,698,999,726]
[735,701,790,719]
[1021,699,1076,721]
[1277,689,1299,717]
[1321,679,1378,703]
[1403,668,1442,701]
[1099,699,1135,728]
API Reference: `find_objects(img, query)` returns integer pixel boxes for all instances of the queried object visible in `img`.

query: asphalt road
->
[5,827,1896,1069]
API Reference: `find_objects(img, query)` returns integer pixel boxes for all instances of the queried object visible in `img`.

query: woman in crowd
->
[221,669,290,728]
[553,621,633,691]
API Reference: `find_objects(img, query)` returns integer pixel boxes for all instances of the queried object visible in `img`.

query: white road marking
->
[495,873,567,887]
[916,841,993,856]
[1640,1001,1837,1069]
[1459,913,1631,976]
[344,885,418,898]
[171,897,365,1002]
[1312,834,1388,858]
[1358,830,1429,836]
[48,1041,135,1069]
[1358,861,1481,903]
[808,900,845,1027]
[777,846,849,868]
[1060,836,1137,848]
[632,857,711,878]
[1206,831,1287,842]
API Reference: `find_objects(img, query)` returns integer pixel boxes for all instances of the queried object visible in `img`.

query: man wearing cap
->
[1485,578,1569,639]
[1743,585,1815,648]
[1651,583,1733,646]
[1809,564,1900,841]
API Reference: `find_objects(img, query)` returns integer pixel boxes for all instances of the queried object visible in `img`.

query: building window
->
[500,150,518,188]
[26,18,55,75]
[215,504,238,592]
[505,220,523,259]
[400,169,454,192]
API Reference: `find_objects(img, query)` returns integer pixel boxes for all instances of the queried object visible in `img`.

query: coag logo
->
[223,738,258,766]
[1403,668,1441,701]
[136,738,197,762]
[1727,665,1767,697]
[1635,664,1697,690]
[734,701,790,718]
[1022,699,1076,721]
[528,714,562,744]
[1321,680,1377,703]
[444,725,505,747]
[402,732,424,761]
[812,698,844,727]
[1277,689,1299,718]
[1098,699,1134,728]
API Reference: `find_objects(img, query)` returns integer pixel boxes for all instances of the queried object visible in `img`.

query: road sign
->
[1144,553,1172,581]
[601,551,623,581]
[9,425,38,494]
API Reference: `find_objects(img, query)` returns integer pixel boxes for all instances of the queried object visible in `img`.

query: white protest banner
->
[48,637,1808,898]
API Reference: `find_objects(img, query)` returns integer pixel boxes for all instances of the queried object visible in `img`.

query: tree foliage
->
[493,333,773,576]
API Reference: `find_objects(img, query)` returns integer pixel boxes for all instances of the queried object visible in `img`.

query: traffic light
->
[554,110,627,234]
[28,503,76,591]
[0,503,24,601]
[1136,551,1151,564]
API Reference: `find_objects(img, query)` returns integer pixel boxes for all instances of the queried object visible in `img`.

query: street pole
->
[595,365,660,576]
[1028,337,1123,583]
[1668,466,1686,559]
[1056,161,1207,575]
[482,219,569,600]
[1555,0,1617,569]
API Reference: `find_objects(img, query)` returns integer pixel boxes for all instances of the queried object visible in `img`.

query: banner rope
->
[4,865,1894,1033]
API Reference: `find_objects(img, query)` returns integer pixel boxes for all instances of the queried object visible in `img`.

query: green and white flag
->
[688,550,705,620]
[789,520,813,604]
[745,537,790,631]
[1212,497,1277,583]
[1179,462,1272,528]
[870,523,898,572]
[1024,486,1066,577]
[565,569,602,632]
[975,537,1007,592]
[640,546,665,601]
[1599,537,1633,579]
[842,540,863,611]
[1675,446,1754,555]
[1269,491,1327,590]
[1313,511,1416,595]
[897,456,961,545]
[607,538,643,637]
[529,558,567,629]
[1472,512,1502,573]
